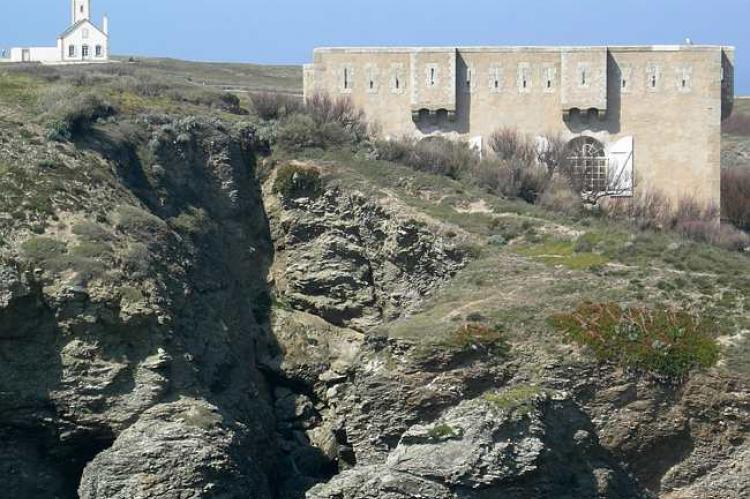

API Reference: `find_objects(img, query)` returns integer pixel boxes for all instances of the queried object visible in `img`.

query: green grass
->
[0,73,39,109]
[427,423,463,440]
[549,302,720,378]
[513,238,609,270]
[483,384,545,416]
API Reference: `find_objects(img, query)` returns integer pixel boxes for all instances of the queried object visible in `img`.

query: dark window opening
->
[522,79,527,89]
[95,45,102,57]
[494,79,499,89]
[682,79,687,88]
[430,68,436,86]
[547,79,552,89]
[622,79,627,89]
[68,45,75,57]
[343,68,349,90]
[395,78,399,89]
[369,80,374,90]
[581,70,587,85]
[651,75,657,88]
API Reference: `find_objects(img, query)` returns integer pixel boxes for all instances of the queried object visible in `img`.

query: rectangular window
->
[488,65,503,93]
[517,63,532,93]
[82,45,89,57]
[68,45,76,57]
[95,45,102,57]
[339,65,354,93]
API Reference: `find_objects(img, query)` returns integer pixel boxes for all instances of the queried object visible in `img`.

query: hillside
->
[0,61,748,499]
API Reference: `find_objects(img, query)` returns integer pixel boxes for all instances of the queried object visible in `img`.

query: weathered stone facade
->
[304,46,735,206]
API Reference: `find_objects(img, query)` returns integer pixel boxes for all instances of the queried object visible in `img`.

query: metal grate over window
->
[566,137,608,193]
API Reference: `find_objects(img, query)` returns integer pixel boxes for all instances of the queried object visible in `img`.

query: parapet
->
[561,47,608,120]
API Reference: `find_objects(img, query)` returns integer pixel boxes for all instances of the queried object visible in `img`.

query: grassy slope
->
[1,60,748,377]
[293,150,750,376]
[112,56,303,95]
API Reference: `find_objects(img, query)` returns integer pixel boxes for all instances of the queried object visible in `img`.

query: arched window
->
[565,136,608,193]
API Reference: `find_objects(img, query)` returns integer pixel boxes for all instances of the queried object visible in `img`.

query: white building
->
[1,0,109,64]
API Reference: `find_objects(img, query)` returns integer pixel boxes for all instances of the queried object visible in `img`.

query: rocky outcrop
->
[79,398,272,499]
[0,116,281,498]
[266,177,467,330]
[308,390,649,499]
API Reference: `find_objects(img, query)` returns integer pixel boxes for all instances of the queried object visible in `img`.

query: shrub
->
[120,242,151,278]
[305,93,368,141]
[46,92,117,140]
[375,136,477,179]
[721,167,750,231]
[538,176,582,214]
[272,163,323,199]
[470,157,548,202]
[21,237,67,262]
[276,113,350,150]
[483,385,545,416]
[442,322,509,356]
[20,236,106,281]
[72,221,113,242]
[488,128,537,164]
[676,220,750,251]
[549,302,719,378]
[251,92,302,120]
[722,113,750,136]
[114,205,169,239]
[169,206,215,238]
[69,241,113,259]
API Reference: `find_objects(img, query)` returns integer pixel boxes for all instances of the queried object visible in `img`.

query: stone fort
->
[304,45,735,205]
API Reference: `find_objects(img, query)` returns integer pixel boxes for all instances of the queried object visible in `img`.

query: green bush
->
[72,221,113,242]
[120,242,151,278]
[276,113,350,150]
[305,93,368,141]
[251,92,302,120]
[442,322,509,356]
[169,206,216,238]
[114,205,169,238]
[20,236,106,281]
[375,136,476,179]
[548,302,719,378]
[69,241,113,259]
[272,163,323,199]
[21,237,67,262]
[46,92,117,140]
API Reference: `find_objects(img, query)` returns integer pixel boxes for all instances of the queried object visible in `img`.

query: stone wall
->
[304,45,735,207]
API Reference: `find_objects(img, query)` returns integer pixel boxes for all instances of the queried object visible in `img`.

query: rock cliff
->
[1,109,748,499]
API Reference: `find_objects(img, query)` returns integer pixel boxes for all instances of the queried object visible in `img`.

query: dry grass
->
[250,92,302,120]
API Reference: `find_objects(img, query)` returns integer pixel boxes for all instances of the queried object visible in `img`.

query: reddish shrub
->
[722,167,750,231]
[722,113,750,136]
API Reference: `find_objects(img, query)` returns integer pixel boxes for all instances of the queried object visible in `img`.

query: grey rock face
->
[78,399,272,499]
[308,392,648,499]
[0,117,279,497]
[267,185,466,330]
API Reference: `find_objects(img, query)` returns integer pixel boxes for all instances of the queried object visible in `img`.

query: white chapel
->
[2,0,109,64]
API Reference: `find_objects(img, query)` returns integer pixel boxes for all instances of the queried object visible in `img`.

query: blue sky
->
[2,0,749,93]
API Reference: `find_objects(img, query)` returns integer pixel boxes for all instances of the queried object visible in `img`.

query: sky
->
[2,0,749,93]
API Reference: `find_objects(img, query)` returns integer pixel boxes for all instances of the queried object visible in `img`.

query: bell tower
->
[72,0,91,24]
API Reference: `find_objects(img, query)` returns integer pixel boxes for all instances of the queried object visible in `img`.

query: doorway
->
[21,49,30,62]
